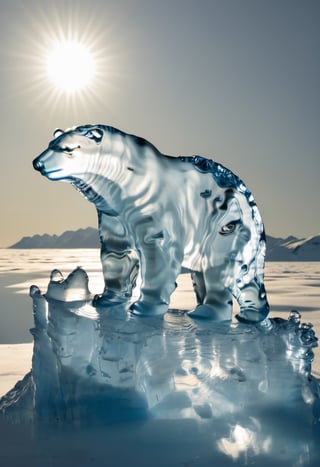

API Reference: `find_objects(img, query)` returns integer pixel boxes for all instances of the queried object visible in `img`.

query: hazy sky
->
[0,0,319,247]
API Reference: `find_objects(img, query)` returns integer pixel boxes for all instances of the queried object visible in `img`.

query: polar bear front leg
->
[93,211,139,306]
[94,246,139,306]
[130,221,182,316]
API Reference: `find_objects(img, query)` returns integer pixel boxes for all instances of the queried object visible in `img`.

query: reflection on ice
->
[217,420,272,461]
[1,267,320,466]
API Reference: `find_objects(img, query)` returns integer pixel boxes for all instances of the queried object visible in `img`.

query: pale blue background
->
[0,0,319,246]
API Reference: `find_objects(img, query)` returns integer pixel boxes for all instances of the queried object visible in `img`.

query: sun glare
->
[46,40,96,94]
[13,3,119,118]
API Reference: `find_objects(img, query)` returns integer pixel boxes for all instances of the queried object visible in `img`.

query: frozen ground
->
[0,250,319,466]
[0,250,319,395]
[0,344,32,396]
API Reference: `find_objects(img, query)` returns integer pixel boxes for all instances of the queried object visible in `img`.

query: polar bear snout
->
[33,152,63,179]
[33,157,44,172]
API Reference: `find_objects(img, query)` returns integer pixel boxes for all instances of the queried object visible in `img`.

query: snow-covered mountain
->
[266,234,320,261]
[9,227,100,249]
[7,228,320,261]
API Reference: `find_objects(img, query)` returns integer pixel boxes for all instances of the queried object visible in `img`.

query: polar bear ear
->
[53,128,64,139]
[85,127,104,144]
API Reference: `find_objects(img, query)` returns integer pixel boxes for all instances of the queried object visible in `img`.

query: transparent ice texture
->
[33,125,269,323]
[0,269,319,466]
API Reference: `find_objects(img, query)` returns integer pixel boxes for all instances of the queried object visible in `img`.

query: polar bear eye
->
[219,221,238,235]
[85,128,104,143]
[61,145,80,154]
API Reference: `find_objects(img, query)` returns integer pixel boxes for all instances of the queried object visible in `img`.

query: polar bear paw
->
[188,304,232,321]
[130,300,168,316]
[93,291,129,307]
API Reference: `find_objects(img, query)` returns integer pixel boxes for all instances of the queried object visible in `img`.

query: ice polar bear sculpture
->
[33,124,269,323]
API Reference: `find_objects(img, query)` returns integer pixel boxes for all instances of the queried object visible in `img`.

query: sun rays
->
[8,3,120,120]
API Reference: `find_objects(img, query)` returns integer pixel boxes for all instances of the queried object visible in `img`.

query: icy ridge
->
[1,268,319,424]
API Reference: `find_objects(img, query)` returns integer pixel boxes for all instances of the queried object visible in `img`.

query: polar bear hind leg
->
[234,280,269,323]
[189,269,233,320]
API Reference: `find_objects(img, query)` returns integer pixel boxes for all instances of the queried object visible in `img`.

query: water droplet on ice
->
[50,269,64,282]
[29,285,40,297]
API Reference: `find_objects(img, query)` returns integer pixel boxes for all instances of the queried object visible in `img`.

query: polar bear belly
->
[173,170,221,271]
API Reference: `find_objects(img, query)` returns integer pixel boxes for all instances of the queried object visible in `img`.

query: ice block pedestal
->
[0,268,319,466]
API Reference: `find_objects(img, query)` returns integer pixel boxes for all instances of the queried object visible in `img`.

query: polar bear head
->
[33,125,126,182]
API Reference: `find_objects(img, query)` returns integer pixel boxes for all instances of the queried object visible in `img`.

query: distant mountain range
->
[9,227,100,249]
[8,227,320,261]
[265,234,320,261]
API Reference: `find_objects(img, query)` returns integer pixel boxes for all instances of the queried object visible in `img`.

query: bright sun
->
[17,4,117,115]
[46,40,96,94]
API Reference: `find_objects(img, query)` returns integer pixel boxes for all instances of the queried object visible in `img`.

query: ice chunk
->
[2,269,319,421]
[46,267,91,302]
